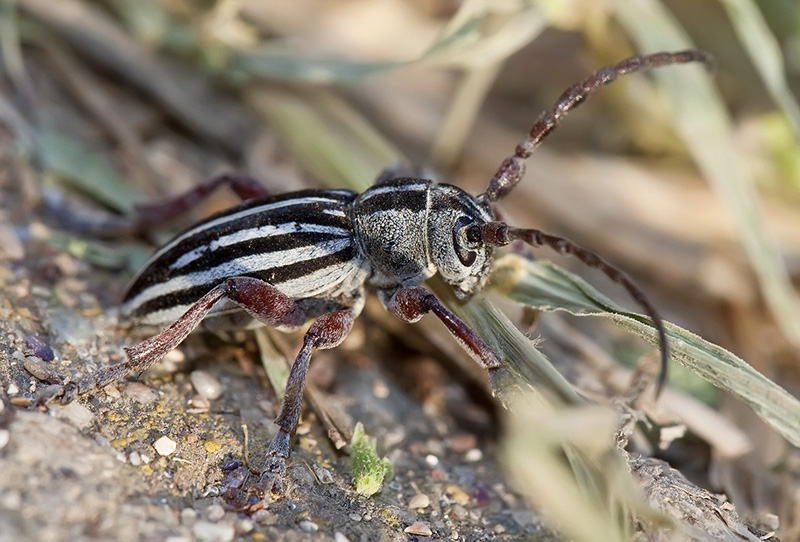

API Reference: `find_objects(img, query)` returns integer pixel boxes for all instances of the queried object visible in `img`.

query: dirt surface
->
[2,1,800,541]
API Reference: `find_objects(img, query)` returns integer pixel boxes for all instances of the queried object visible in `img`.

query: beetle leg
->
[46,277,308,404]
[257,309,355,496]
[382,286,502,372]
[135,173,270,226]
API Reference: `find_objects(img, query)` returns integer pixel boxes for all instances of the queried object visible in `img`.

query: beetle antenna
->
[481,50,714,203]
[470,222,670,395]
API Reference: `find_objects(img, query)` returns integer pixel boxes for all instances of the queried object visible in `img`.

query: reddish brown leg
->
[135,173,270,226]
[257,309,355,495]
[383,286,502,371]
[48,277,308,404]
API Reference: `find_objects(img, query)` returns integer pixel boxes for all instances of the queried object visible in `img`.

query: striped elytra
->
[123,188,366,326]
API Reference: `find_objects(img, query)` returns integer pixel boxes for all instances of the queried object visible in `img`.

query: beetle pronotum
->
[45,50,712,495]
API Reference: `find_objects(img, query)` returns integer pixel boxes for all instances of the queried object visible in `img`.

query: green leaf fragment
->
[350,422,392,497]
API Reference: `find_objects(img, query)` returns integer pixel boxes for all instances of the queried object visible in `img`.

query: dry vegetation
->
[1,1,800,541]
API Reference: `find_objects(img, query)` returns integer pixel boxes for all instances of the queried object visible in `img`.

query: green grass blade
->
[494,254,800,447]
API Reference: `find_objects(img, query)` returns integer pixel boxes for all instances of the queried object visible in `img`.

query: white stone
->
[153,436,177,456]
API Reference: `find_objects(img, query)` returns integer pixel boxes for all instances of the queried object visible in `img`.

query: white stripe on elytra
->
[132,255,370,326]
[145,196,348,268]
[124,238,353,313]
[169,222,349,271]
[361,182,428,199]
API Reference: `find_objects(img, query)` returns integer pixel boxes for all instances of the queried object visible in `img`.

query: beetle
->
[44,50,712,496]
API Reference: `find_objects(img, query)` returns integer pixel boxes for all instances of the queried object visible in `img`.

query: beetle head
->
[428,184,495,299]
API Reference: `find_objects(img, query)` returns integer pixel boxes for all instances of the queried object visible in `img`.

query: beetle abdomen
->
[123,189,369,326]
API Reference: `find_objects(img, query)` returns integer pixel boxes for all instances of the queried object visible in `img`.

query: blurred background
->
[1,0,800,540]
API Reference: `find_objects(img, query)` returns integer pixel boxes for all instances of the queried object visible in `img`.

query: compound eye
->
[453,215,478,266]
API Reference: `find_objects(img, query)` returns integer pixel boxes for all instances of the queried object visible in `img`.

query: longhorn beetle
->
[44,50,712,495]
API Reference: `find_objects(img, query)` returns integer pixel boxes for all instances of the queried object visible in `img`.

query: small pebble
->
[295,419,311,435]
[192,520,234,542]
[0,429,10,450]
[409,493,430,509]
[298,520,318,532]
[129,452,141,466]
[161,349,186,372]
[153,436,177,456]
[252,509,278,525]
[464,448,483,463]
[190,395,211,410]
[446,433,477,454]
[103,385,121,399]
[425,454,439,467]
[471,485,491,506]
[181,507,198,525]
[206,503,225,522]
[348,513,362,522]
[449,504,467,520]
[334,532,352,542]
[314,465,334,484]
[23,357,59,383]
[8,396,31,407]
[372,380,390,398]
[123,382,158,404]
[25,336,55,361]
[190,370,223,400]
[492,524,506,534]
[236,518,254,534]
[404,521,433,537]
[446,485,470,506]
[53,401,94,429]
[7,383,19,395]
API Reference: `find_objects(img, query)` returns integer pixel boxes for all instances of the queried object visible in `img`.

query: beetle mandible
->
[45,50,712,495]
